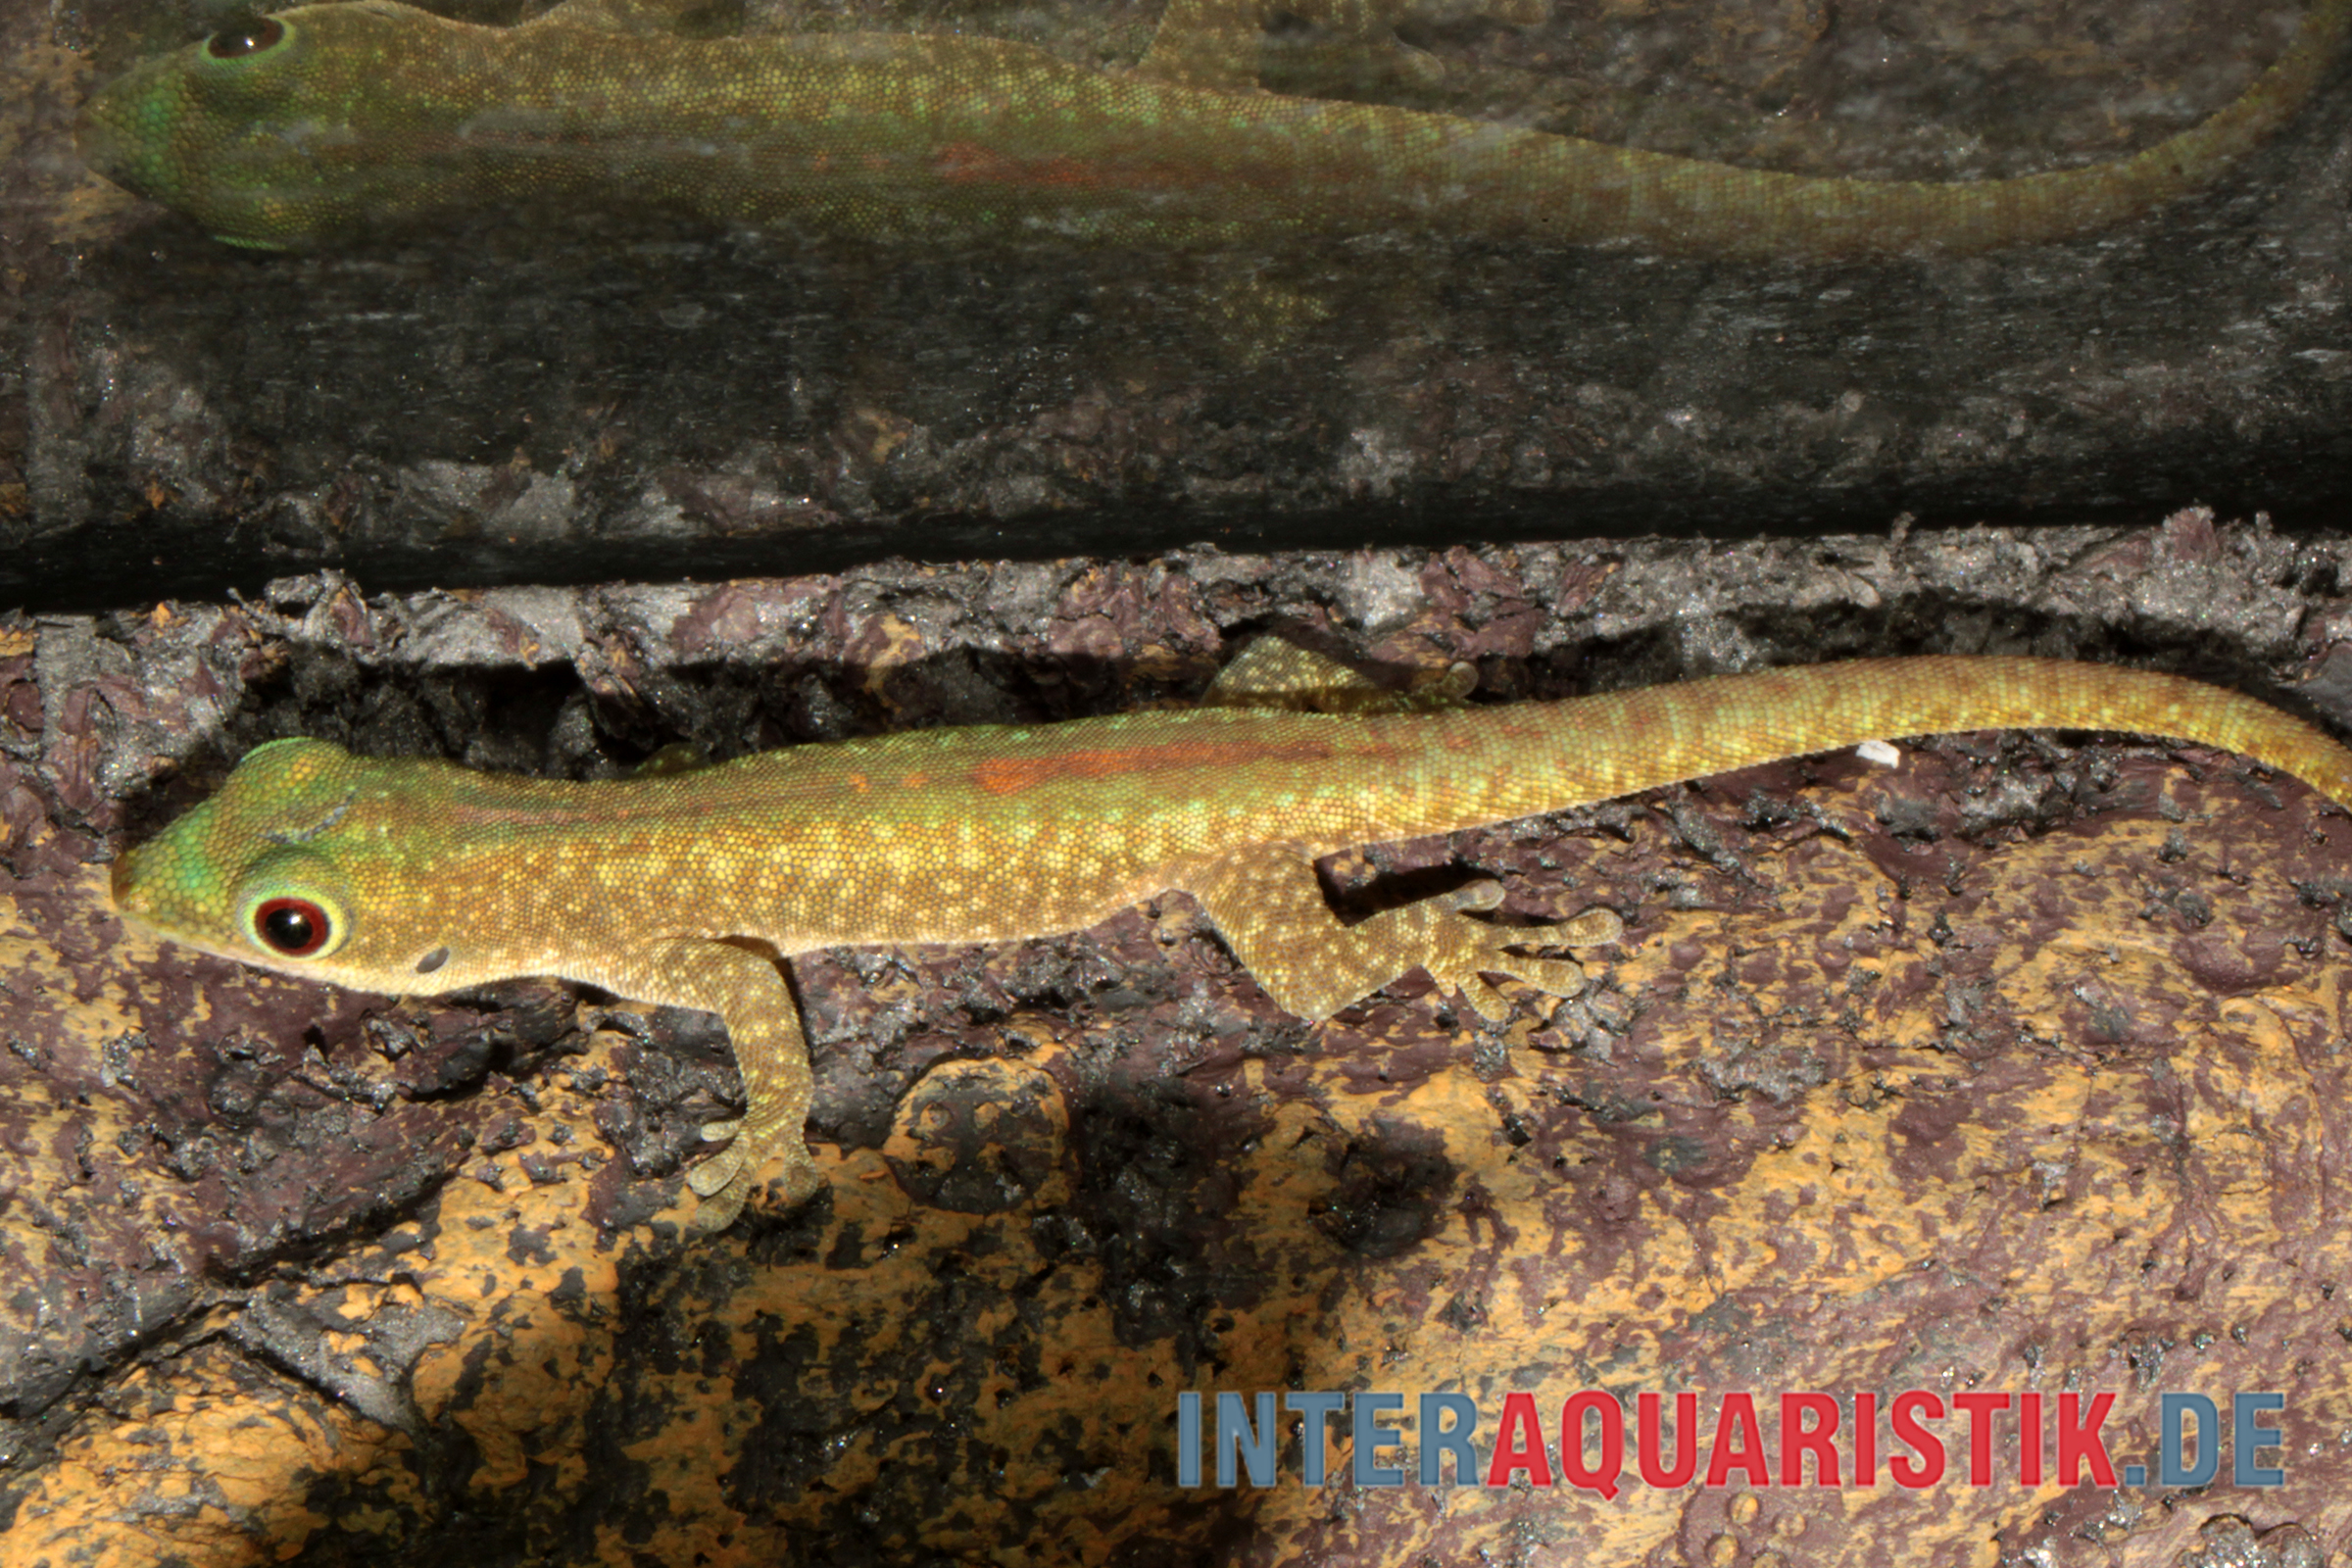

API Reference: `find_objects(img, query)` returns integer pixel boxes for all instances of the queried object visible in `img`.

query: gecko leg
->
[1187,846,1618,1022]
[599,938,821,1231]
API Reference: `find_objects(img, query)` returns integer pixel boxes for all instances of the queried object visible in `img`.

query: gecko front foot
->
[684,1118,823,1233]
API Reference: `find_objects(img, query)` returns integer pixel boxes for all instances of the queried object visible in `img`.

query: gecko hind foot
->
[1396,884,1620,1021]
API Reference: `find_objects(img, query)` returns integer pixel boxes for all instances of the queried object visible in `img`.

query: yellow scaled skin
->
[73,0,2352,256]
[110,647,2352,1229]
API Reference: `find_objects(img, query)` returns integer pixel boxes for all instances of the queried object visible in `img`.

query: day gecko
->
[110,647,2352,1231]
[74,0,2351,257]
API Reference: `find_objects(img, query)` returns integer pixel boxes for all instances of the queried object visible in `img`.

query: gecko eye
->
[205,13,286,59]
[253,897,331,957]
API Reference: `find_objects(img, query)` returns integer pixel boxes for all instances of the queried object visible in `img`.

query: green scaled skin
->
[74,0,2352,258]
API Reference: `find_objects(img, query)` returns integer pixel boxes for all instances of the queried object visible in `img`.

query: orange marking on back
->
[933,141,1111,191]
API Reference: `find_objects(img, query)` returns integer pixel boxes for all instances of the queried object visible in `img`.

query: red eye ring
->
[253,897,331,957]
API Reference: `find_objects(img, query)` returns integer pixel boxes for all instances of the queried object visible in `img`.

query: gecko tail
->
[1395,655,2352,832]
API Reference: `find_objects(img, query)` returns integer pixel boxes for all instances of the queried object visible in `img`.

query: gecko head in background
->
[77,2,476,248]
[113,737,473,995]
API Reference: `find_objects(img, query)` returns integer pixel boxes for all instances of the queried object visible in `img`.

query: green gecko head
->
[113,737,481,994]
[77,2,482,247]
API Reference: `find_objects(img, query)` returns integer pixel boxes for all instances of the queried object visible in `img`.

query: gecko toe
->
[1459,977,1515,1021]
[777,1160,823,1207]
[687,1148,744,1197]
[699,1118,742,1142]
[1444,880,1506,913]
[685,1131,824,1223]
[1501,954,1588,998]
[688,1185,748,1235]
[1556,906,1624,947]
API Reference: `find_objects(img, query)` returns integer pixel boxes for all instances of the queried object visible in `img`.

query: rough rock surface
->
[6,515,2352,1563]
